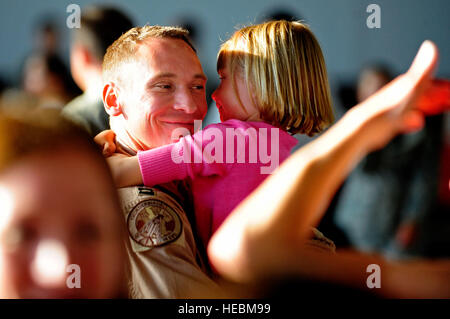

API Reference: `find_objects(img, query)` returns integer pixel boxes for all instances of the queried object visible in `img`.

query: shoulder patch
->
[127,198,182,248]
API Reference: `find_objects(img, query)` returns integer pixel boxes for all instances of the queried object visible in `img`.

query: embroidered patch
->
[138,187,154,196]
[127,199,182,248]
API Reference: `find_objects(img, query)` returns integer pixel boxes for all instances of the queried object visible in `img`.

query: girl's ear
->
[102,82,123,116]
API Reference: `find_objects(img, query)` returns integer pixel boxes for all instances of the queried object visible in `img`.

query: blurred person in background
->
[258,6,303,22]
[22,52,80,109]
[32,17,60,56]
[333,64,448,259]
[63,6,134,137]
[0,15,77,113]
[356,65,392,102]
[0,77,8,109]
[0,110,126,298]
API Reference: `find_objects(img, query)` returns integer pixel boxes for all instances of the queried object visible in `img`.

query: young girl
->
[107,20,334,248]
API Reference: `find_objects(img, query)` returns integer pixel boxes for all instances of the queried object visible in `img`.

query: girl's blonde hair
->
[217,20,334,136]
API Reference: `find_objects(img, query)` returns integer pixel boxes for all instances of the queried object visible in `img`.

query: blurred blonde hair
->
[103,25,195,85]
[217,20,334,136]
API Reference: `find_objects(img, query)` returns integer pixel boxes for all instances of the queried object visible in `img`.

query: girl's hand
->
[106,153,142,187]
[94,130,117,157]
[94,130,142,187]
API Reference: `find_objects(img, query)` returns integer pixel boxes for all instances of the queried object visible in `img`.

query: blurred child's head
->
[213,20,334,136]
[0,110,125,298]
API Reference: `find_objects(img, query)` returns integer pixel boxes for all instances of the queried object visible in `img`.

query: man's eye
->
[192,85,205,90]
[155,84,172,90]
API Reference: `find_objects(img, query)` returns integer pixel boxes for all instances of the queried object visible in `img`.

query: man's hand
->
[94,130,117,157]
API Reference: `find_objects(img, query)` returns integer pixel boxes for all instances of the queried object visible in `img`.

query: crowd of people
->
[0,5,449,299]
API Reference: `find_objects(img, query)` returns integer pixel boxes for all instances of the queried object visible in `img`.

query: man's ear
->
[71,44,95,69]
[103,82,123,116]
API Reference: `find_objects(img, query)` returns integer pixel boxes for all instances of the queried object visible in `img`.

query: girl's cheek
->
[71,242,122,297]
[1,250,33,297]
[68,245,103,296]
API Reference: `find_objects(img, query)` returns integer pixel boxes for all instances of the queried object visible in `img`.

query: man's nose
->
[174,89,199,114]
[30,239,70,289]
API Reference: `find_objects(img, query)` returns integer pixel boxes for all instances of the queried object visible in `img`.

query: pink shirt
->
[138,119,298,247]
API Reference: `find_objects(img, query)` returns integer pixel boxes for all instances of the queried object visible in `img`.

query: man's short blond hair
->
[218,20,334,136]
[102,25,195,84]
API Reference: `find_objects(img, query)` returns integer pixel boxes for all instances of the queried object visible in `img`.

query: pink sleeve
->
[137,125,228,187]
